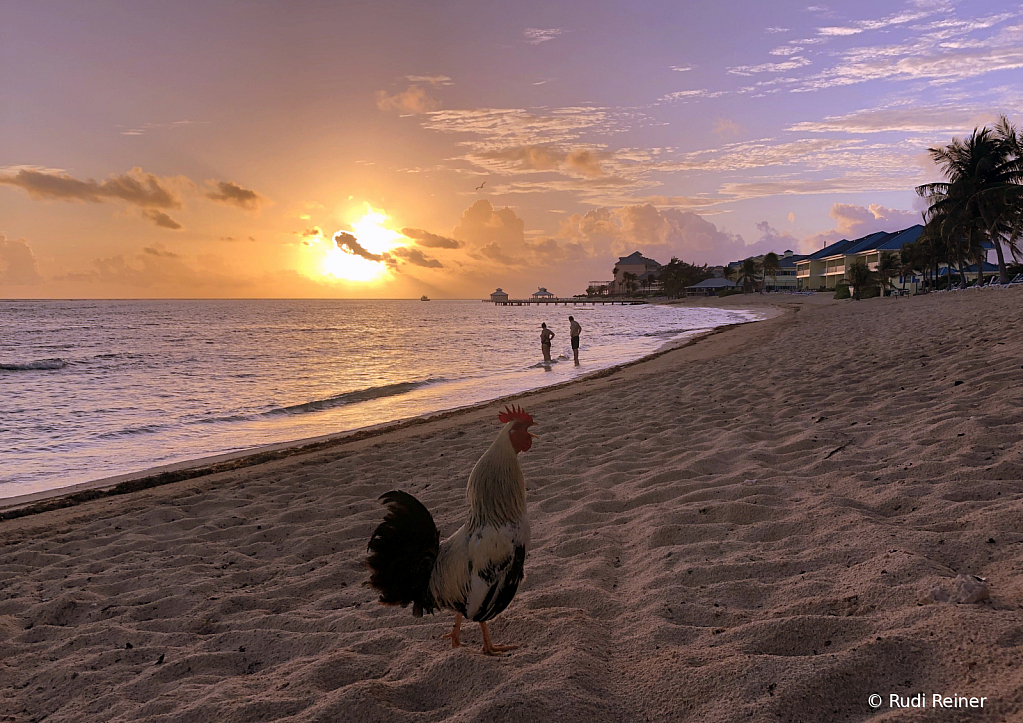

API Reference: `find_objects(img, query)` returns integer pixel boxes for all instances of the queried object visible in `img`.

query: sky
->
[1,0,1021,299]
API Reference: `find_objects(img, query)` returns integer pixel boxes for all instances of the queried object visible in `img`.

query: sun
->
[321,208,405,282]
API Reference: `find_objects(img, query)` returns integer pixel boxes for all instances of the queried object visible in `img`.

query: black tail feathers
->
[366,490,440,617]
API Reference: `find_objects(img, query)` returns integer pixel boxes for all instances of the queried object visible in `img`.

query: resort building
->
[686,277,737,296]
[612,252,663,295]
[726,250,806,291]
[489,288,509,303]
[796,225,924,291]
[531,287,555,299]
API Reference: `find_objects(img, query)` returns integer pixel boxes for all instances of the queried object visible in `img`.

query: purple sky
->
[2,0,1021,297]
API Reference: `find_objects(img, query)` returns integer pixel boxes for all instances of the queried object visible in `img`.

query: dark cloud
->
[0,167,183,208]
[401,227,462,249]
[142,208,183,230]
[334,230,383,262]
[389,246,443,268]
[203,180,268,210]
[480,242,520,266]
[0,234,43,285]
[143,246,179,258]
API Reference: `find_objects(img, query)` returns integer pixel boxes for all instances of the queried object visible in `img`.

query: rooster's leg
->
[442,613,463,648]
[480,621,518,655]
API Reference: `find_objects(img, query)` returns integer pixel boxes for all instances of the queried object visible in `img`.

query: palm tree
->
[761,252,781,293]
[622,271,639,296]
[876,251,900,296]
[917,117,1023,284]
[845,258,876,300]
[734,257,761,294]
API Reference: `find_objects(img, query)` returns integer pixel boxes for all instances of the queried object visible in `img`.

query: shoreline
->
[0,301,785,519]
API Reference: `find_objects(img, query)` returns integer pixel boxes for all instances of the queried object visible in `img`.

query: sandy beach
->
[2,288,1023,722]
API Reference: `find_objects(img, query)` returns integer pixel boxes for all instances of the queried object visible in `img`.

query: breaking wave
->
[265,378,445,416]
[0,358,67,371]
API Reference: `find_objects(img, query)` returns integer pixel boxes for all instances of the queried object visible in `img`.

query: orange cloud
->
[375,86,441,114]
[0,234,43,285]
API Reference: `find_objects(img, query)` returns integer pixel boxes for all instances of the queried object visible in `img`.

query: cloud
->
[55,247,249,292]
[524,28,564,44]
[800,202,921,252]
[119,119,206,136]
[404,75,452,86]
[670,65,693,72]
[375,86,442,114]
[770,45,804,56]
[712,118,743,138]
[473,145,606,178]
[0,234,43,285]
[143,245,179,258]
[796,14,1023,91]
[831,202,919,236]
[555,204,759,265]
[333,230,384,262]
[815,6,939,37]
[388,246,443,268]
[452,200,526,248]
[660,89,727,102]
[203,180,268,210]
[422,106,624,145]
[754,221,801,254]
[0,167,184,208]
[728,56,811,75]
[401,227,462,249]
[142,209,183,230]
[789,104,1004,134]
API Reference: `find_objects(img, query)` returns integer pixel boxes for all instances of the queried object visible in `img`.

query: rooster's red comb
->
[498,405,533,426]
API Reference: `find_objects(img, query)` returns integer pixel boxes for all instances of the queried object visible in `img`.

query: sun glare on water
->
[321,209,404,282]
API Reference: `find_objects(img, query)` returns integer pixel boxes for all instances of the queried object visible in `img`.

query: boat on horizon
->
[420,295,431,301]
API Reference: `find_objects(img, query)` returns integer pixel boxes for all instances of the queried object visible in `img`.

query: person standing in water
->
[569,315,582,364]
[540,322,555,362]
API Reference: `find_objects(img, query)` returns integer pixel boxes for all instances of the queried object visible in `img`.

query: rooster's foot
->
[480,621,517,656]
[443,613,463,648]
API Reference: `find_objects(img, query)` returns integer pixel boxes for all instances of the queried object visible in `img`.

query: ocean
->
[0,299,760,499]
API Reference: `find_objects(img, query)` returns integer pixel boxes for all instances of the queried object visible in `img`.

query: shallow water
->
[0,299,759,498]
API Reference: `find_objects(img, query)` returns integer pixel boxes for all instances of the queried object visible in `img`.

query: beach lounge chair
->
[1008,274,1023,285]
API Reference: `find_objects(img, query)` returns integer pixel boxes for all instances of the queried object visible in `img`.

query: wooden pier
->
[485,297,647,306]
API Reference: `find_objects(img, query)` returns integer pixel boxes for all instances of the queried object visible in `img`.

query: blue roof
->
[938,261,999,276]
[876,225,923,250]
[806,224,924,260]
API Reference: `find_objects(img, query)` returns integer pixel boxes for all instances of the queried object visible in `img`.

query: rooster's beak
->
[528,432,538,439]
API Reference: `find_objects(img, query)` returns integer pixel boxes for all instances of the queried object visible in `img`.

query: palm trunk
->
[955,249,967,288]
[988,225,1009,284]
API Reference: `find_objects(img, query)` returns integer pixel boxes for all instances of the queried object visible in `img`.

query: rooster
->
[366,405,536,655]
